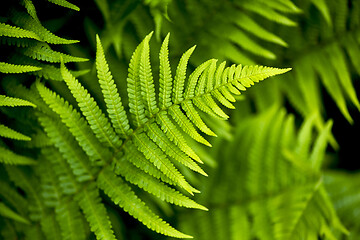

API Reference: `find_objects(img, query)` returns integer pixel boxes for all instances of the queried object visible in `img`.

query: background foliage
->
[1,0,360,239]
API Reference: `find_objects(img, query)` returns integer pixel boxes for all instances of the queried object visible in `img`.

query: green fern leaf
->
[60,61,121,148]
[0,180,28,216]
[0,146,37,165]
[36,81,109,163]
[327,43,360,110]
[184,59,213,99]
[181,101,216,137]
[12,11,79,44]
[132,132,194,194]
[140,33,159,117]
[5,165,45,221]
[95,35,131,137]
[309,120,333,171]
[22,0,40,22]
[47,0,80,11]
[159,33,173,109]
[30,61,89,81]
[41,147,78,194]
[23,43,88,63]
[325,171,360,238]
[38,115,94,182]
[310,0,332,26]
[242,1,297,26]
[0,95,36,107]
[178,108,345,240]
[55,201,86,240]
[127,33,149,127]
[0,202,30,224]
[169,105,212,146]
[114,155,207,210]
[76,183,116,240]
[312,53,353,123]
[40,214,63,240]
[121,143,175,186]
[156,112,203,163]
[38,158,63,208]
[0,62,41,73]
[173,45,196,104]
[0,124,31,141]
[97,167,193,239]
[0,22,40,40]
[233,14,288,47]
[146,122,207,176]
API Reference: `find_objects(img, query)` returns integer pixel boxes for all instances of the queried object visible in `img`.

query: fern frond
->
[98,167,193,238]
[0,202,30,224]
[146,123,207,176]
[325,171,360,238]
[1,36,37,48]
[23,43,88,63]
[232,14,287,47]
[55,201,86,240]
[38,114,94,182]
[169,105,212,146]
[0,95,36,107]
[132,132,194,194]
[181,101,216,137]
[76,183,117,240]
[0,146,37,165]
[121,143,175,186]
[0,62,41,73]
[0,22,40,40]
[0,124,31,141]
[259,0,302,13]
[310,0,332,26]
[31,62,89,81]
[217,25,276,59]
[47,0,80,11]
[22,0,40,22]
[156,112,202,163]
[34,32,290,239]
[41,147,78,194]
[40,213,62,240]
[0,180,28,215]
[309,120,333,171]
[241,1,297,26]
[312,53,353,123]
[60,61,121,148]
[178,108,344,239]
[12,11,79,44]
[327,43,360,110]
[38,158,63,208]
[96,35,131,137]
[269,181,338,240]
[114,155,207,210]
[5,165,45,221]
[36,81,109,163]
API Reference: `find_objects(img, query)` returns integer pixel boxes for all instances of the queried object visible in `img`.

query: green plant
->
[1,0,360,239]
[179,107,347,239]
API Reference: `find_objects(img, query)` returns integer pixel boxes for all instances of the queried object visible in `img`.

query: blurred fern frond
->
[280,0,360,126]
[179,107,347,239]
[0,0,86,81]
[325,171,360,240]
